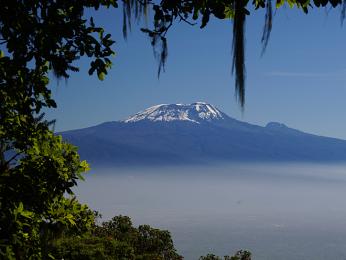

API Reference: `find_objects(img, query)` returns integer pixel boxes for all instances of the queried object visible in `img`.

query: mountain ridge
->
[60,102,346,167]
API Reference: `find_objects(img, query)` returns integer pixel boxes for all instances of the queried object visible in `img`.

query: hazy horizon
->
[75,163,346,259]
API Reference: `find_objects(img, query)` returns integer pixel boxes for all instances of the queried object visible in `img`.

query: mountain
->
[124,102,227,123]
[61,102,346,167]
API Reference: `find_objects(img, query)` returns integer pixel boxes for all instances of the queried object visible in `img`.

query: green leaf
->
[66,214,76,225]
[276,0,285,8]
[224,6,235,19]
[97,71,105,81]
[287,0,295,8]
[80,160,90,172]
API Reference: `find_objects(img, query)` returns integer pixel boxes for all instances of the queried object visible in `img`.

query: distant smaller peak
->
[266,122,288,129]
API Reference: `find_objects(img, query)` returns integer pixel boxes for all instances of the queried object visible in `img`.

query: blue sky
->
[47,4,346,139]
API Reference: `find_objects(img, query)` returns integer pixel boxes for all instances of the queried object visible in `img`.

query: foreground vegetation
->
[51,214,182,260]
[50,214,251,260]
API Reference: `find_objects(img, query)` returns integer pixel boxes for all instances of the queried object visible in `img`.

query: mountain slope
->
[61,102,346,167]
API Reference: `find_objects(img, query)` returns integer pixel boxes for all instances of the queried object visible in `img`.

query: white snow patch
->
[123,102,226,124]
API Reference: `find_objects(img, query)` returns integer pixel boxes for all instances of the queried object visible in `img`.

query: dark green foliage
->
[200,254,223,260]
[53,236,135,260]
[0,128,96,259]
[52,215,182,260]
[0,0,117,258]
[98,216,182,259]
[200,250,252,260]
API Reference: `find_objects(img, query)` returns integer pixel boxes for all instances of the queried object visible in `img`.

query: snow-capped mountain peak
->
[124,102,227,124]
